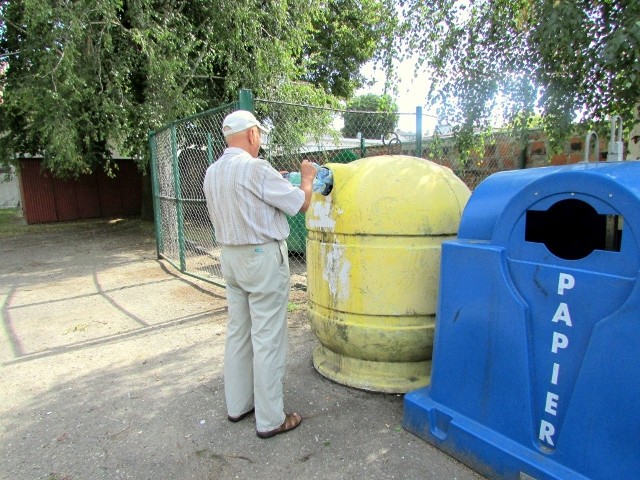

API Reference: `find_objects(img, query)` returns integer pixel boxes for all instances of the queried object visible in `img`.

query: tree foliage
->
[0,0,386,177]
[393,0,640,150]
[342,93,398,139]
[301,0,387,99]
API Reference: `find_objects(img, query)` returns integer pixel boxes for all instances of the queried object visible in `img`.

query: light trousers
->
[220,240,290,432]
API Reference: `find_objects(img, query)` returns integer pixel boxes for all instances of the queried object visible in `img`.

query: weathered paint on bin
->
[306,155,470,393]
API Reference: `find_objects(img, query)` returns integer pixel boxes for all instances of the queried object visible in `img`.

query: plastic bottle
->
[285,164,333,195]
[287,171,302,186]
[312,164,333,196]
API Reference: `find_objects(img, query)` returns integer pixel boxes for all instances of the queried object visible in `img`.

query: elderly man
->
[203,110,316,438]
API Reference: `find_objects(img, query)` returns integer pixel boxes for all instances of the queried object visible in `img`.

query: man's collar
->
[224,147,252,156]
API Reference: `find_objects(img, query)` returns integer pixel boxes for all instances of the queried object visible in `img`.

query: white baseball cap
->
[222,110,271,137]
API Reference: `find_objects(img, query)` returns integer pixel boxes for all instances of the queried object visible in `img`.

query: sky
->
[356,59,439,135]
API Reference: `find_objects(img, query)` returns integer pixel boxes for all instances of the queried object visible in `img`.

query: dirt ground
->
[0,217,484,480]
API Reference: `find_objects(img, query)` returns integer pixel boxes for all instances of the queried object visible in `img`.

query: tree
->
[392,0,640,150]
[0,0,386,177]
[301,0,388,99]
[342,93,398,139]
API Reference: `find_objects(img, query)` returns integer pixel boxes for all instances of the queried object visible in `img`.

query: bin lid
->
[459,161,640,276]
[307,155,471,236]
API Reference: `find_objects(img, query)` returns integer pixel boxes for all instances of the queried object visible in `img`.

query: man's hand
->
[298,160,317,213]
[300,160,317,181]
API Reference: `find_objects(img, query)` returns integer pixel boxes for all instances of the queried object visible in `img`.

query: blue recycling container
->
[403,161,640,480]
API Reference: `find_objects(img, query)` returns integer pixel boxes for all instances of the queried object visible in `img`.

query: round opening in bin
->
[525,199,623,260]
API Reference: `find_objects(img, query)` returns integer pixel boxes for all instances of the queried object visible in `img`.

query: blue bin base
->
[403,388,590,480]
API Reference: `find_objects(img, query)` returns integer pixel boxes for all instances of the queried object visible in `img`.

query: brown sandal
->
[256,413,302,439]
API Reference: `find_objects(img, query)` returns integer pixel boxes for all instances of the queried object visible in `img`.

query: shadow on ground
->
[0,218,483,480]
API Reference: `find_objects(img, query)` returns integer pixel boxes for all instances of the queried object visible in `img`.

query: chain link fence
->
[149,102,237,286]
[149,90,525,287]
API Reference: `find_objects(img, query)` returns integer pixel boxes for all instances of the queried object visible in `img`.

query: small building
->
[16,157,143,224]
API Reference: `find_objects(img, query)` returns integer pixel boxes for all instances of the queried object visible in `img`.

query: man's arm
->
[298,160,317,213]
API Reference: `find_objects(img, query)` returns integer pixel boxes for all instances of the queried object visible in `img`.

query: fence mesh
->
[149,92,525,287]
[150,102,237,285]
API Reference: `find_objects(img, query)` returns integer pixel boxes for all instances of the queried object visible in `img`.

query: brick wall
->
[526,130,616,168]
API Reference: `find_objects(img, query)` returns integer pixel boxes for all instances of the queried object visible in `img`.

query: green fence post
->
[207,133,214,166]
[239,89,254,112]
[415,106,423,158]
[170,125,187,272]
[360,135,366,158]
[148,130,164,258]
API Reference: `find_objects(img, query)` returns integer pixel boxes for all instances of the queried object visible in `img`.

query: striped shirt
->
[203,147,305,245]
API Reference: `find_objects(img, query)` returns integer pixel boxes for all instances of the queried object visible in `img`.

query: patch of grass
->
[0,208,30,236]
[0,208,155,238]
[287,301,309,313]
[64,323,90,335]
[46,474,71,480]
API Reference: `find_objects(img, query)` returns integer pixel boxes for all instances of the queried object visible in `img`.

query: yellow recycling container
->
[306,155,471,393]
